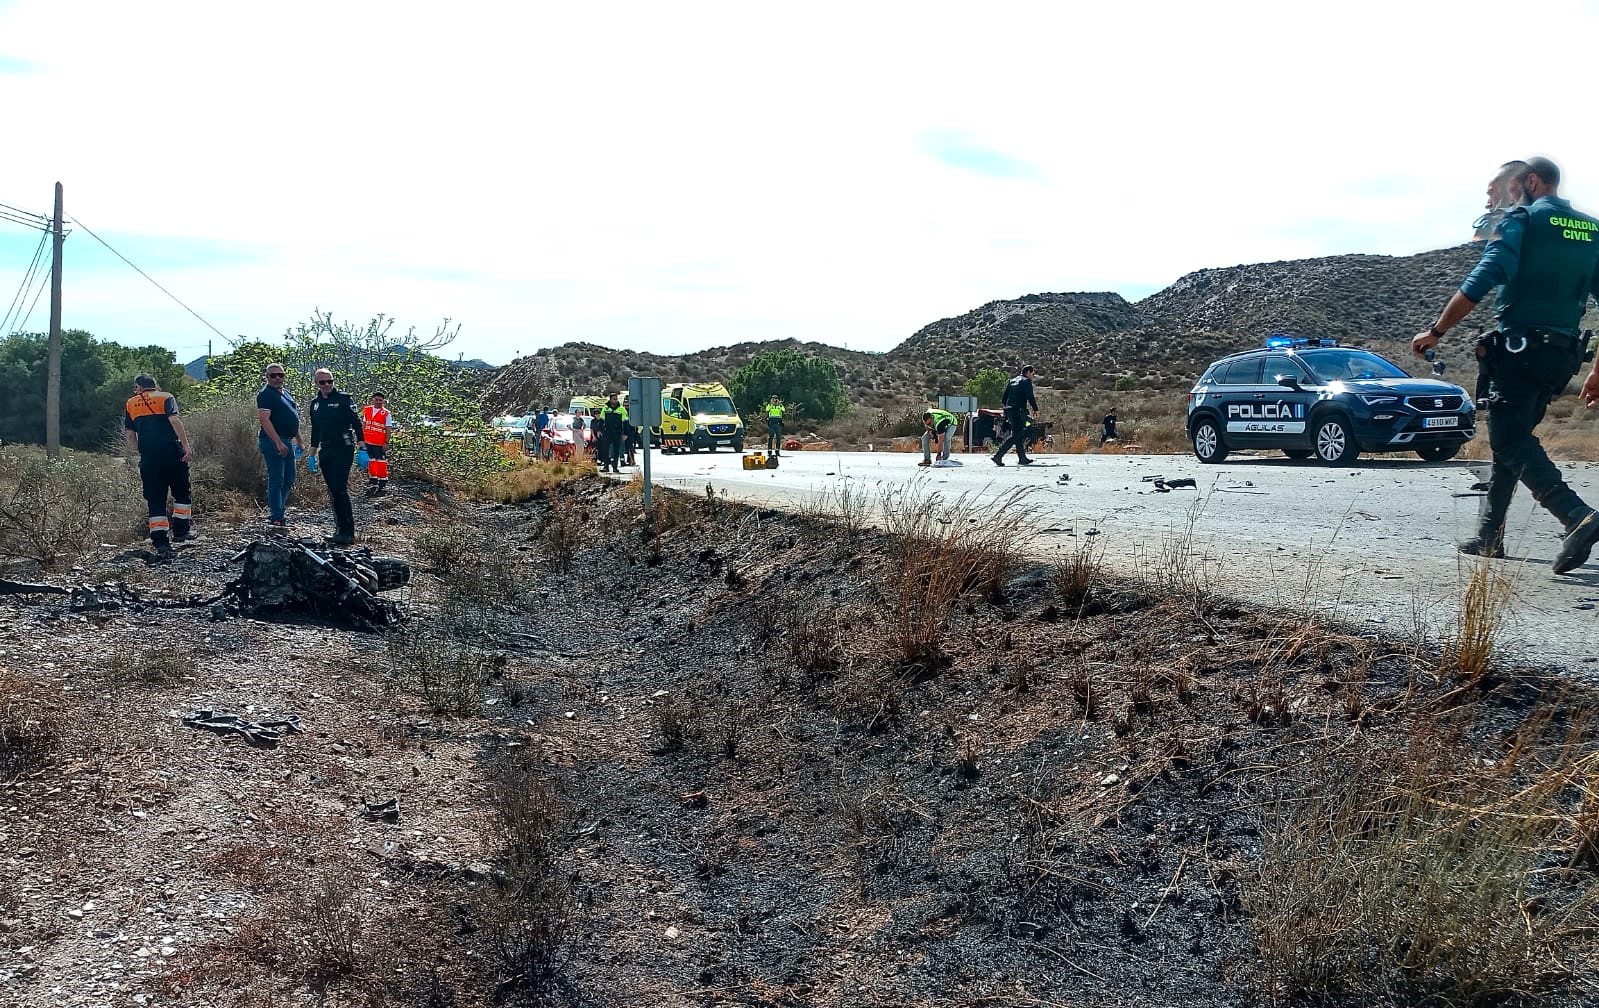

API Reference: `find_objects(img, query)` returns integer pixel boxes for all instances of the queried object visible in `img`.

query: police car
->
[1185,337,1476,465]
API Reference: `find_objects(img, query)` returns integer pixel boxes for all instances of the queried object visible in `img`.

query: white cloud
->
[1,0,1596,364]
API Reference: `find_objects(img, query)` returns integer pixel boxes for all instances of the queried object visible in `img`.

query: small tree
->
[728,349,846,422]
[1113,375,1139,392]
[964,367,1008,407]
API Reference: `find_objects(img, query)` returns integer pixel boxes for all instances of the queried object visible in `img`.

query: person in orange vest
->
[361,391,394,495]
[123,373,195,559]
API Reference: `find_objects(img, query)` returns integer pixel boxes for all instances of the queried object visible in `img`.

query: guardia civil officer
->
[765,396,785,454]
[1413,156,1599,575]
[124,373,195,558]
[990,366,1039,467]
[307,368,365,545]
[597,393,628,473]
[919,409,961,467]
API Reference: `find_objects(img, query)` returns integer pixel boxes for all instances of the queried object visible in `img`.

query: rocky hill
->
[485,243,1531,416]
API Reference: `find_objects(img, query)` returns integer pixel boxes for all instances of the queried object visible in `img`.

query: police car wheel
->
[1192,420,1228,463]
[1416,443,1461,463]
[1314,417,1359,465]
[1283,449,1313,461]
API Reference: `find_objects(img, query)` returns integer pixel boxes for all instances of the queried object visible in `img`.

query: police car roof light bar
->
[1263,335,1338,349]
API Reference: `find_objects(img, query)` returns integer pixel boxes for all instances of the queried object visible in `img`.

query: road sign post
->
[937,395,978,454]
[628,376,664,509]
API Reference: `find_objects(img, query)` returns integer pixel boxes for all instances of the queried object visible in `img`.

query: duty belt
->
[1498,327,1583,354]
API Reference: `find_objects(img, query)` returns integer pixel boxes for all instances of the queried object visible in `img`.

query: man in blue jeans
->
[256,362,301,532]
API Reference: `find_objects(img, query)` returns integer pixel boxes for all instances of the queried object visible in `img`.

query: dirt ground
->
[3,477,1598,1008]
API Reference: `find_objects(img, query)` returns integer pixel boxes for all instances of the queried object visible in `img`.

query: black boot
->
[1555,510,1599,575]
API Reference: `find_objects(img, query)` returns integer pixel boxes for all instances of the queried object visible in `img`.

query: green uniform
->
[1461,195,1599,547]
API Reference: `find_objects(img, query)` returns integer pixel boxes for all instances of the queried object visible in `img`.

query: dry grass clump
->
[413,521,528,606]
[469,456,594,504]
[1448,556,1517,686]
[0,671,67,781]
[385,612,496,716]
[1253,709,1599,1005]
[0,446,143,566]
[1054,525,1105,604]
[478,746,580,994]
[878,485,1034,671]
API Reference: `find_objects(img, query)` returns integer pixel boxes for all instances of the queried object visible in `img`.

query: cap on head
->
[133,373,157,390]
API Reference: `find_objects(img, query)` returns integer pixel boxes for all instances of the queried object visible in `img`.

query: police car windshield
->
[1302,349,1408,383]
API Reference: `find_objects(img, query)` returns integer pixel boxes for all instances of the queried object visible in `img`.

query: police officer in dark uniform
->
[991,365,1039,466]
[307,368,366,545]
[1414,157,1599,575]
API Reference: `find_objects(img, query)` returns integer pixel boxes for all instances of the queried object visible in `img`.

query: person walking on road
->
[991,366,1039,467]
[256,362,301,532]
[919,409,962,468]
[765,396,786,455]
[124,373,195,559]
[598,393,628,473]
[1413,156,1599,574]
[307,368,365,545]
[361,391,394,495]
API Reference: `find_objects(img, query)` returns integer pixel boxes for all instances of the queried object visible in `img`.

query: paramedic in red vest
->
[123,373,195,558]
[362,391,394,495]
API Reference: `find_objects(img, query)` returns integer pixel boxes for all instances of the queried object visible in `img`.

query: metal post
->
[641,425,653,509]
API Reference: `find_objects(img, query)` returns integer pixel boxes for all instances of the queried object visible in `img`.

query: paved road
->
[634,448,1599,671]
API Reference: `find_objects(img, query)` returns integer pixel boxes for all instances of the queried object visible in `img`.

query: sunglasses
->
[316,379,334,385]
[266,373,285,378]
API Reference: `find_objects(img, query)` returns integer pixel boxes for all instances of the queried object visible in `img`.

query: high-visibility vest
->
[766,402,785,418]
[362,405,391,445]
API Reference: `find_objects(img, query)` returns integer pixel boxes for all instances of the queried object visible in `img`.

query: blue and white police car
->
[1185,337,1476,465]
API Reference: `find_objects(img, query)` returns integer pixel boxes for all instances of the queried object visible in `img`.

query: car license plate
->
[1423,416,1459,428]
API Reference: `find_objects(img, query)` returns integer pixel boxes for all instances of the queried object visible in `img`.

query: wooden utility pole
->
[45,182,63,459]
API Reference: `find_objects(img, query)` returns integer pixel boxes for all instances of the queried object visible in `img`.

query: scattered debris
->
[181,709,305,749]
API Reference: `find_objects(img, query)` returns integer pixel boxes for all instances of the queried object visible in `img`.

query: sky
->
[2,0,1597,367]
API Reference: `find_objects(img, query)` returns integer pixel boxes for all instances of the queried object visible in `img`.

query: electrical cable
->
[67,215,229,341]
[0,200,49,226]
[1,230,49,337]
[16,260,49,333]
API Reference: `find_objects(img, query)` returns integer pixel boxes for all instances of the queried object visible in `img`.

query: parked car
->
[1186,337,1476,465]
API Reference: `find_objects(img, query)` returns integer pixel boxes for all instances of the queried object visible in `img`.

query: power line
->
[67,215,229,341]
[0,200,49,223]
[16,261,49,333]
[1,230,49,337]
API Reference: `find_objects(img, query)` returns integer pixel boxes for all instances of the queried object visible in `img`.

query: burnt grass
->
[5,475,1599,1008]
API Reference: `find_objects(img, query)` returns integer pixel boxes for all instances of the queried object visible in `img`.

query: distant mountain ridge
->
[486,243,1508,414]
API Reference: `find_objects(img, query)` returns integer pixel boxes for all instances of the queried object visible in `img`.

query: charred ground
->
[3,476,1598,1007]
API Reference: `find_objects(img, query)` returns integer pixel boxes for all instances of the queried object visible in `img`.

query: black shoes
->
[1554,511,1599,575]
[1457,536,1506,559]
[991,455,1004,467]
[1017,459,1035,466]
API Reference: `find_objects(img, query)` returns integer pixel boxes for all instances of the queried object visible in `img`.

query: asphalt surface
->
[631,447,1599,672]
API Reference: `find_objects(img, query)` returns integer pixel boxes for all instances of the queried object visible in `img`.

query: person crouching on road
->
[919,409,962,468]
[307,368,365,545]
[124,373,195,558]
[598,394,628,474]
[361,391,394,495]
